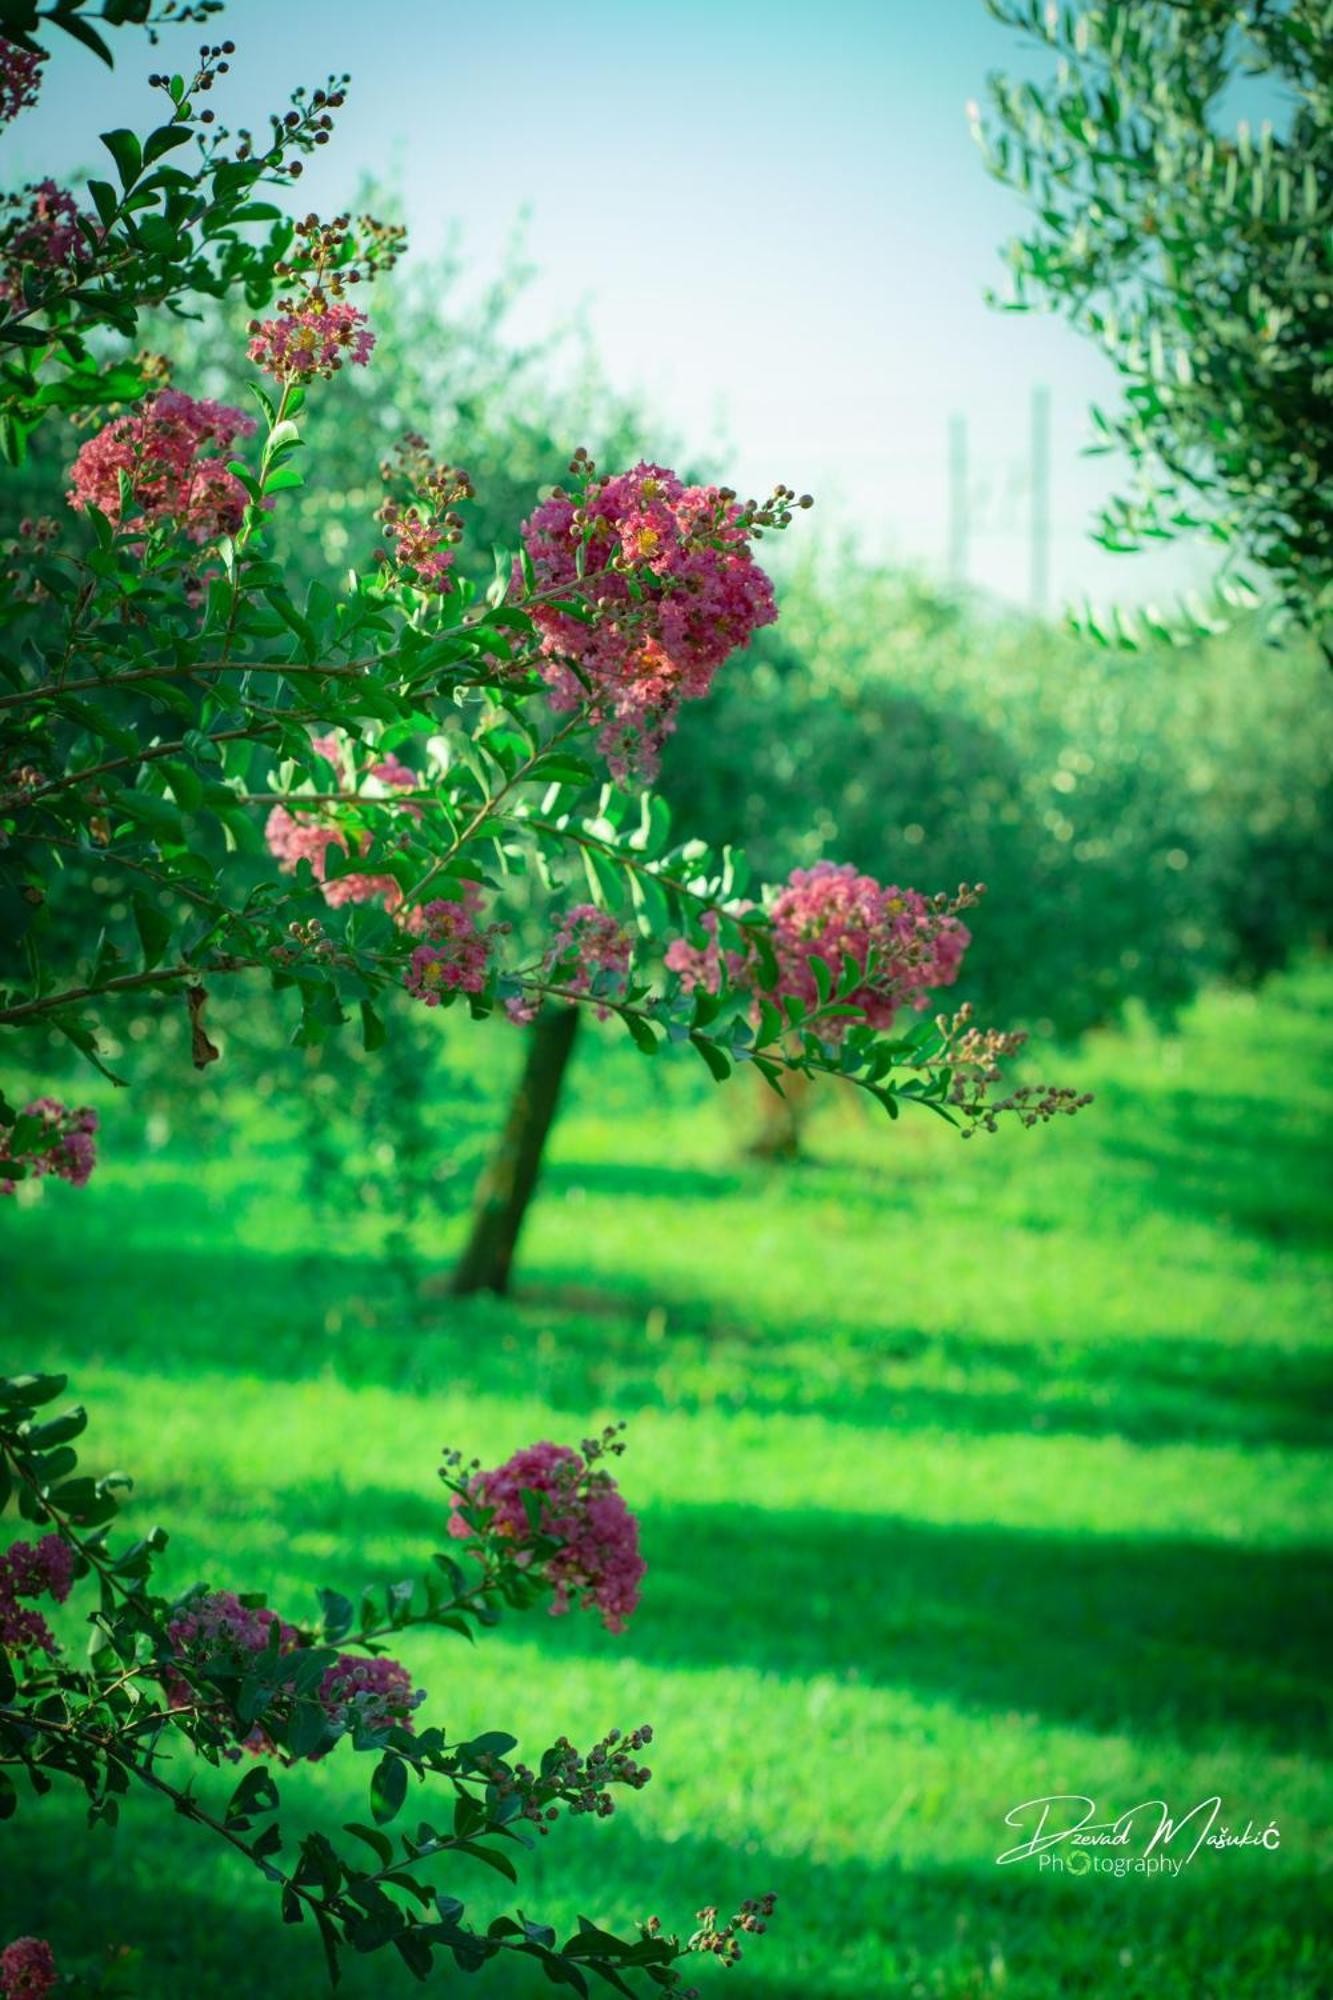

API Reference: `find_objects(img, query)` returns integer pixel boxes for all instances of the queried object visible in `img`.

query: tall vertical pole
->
[947,412,968,587]
[1030,383,1051,612]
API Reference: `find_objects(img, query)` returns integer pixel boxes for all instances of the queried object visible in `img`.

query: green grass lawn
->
[2,963,1331,1998]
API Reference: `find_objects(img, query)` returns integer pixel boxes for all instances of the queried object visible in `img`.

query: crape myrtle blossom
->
[769,863,974,1028]
[318,1653,425,1736]
[248,297,374,381]
[0,179,91,300]
[165,1590,301,1753]
[503,904,634,1025]
[404,887,497,1004]
[666,862,975,1039]
[0,39,45,125]
[377,436,473,595]
[0,1936,56,2000]
[0,1534,73,1657]
[0,1097,98,1195]
[265,733,423,920]
[517,456,801,779]
[166,1588,423,1757]
[67,390,254,543]
[448,1433,645,1633]
[248,212,402,383]
[664,909,748,999]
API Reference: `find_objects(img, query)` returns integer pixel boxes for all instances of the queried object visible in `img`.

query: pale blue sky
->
[4,0,1214,610]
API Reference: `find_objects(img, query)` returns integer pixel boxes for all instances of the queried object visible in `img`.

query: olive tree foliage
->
[975,0,1333,651]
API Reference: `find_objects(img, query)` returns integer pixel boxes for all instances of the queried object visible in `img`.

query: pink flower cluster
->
[67,390,255,543]
[404,887,495,1004]
[450,1439,645,1634]
[167,1589,422,1754]
[265,737,422,920]
[0,1535,73,1657]
[168,1588,297,1667]
[518,461,778,778]
[0,1098,98,1196]
[318,1653,424,1736]
[664,909,747,998]
[248,299,374,381]
[0,39,45,126]
[667,863,972,1038]
[0,179,90,300]
[0,1937,56,2000]
[391,513,454,594]
[768,863,971,1029]
[505,903,633,1025]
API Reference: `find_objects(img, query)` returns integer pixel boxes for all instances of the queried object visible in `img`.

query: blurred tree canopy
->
[662,556,1332,1042]
[977,0,1333,650]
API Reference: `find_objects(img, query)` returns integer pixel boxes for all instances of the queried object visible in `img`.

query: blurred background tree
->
[975,0,1333,649]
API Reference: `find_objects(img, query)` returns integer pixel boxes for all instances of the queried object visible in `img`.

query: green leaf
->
[22,1406,87,1449]
[359,1000,387,1053]
[133,894,172,972]
[57,14,114,63]
[622,1011,658,1056]
[157,760,203,811]
[689,1033,732,1083]
[143,123,193,166]
[371,1753,408,1826]
[87,179,120,230]
[100,128,143,193]
[226,1765,280,1828]
[0,1373,68,1409]
[343,1821,394,1866]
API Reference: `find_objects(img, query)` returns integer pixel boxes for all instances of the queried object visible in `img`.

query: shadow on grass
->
[260,1482,1330,1754]
[2,1788,1327,2000]
[7,1206,1333,1450]
[1097,1081,1332,1251]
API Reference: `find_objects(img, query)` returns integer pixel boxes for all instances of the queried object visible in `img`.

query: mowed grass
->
[1,963,1331,1999]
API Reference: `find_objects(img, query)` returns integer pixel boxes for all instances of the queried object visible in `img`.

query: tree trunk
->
[450,1004,580,1296]
[746,1062,815,1160]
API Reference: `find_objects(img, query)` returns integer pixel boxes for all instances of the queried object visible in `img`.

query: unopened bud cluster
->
[377,435,474,595]
[147,38,235,127]
[475,1723,654,1831]
[686,1893,778,1965]
[937,1004,1094,1132]
[233,71,350,178]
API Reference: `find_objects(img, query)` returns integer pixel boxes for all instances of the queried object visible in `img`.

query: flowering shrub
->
[0,6,1083,1988]
[0,1372,776,1991]
[264,738,422,919]
[0,1531,73,1654]
[248,212,400,383]
[404,890,497,1002]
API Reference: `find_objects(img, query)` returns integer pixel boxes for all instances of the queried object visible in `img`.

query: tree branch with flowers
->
[0,4,1087,1990]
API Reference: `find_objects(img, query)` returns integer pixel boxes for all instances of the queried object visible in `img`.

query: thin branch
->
[0,955,259,1027]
